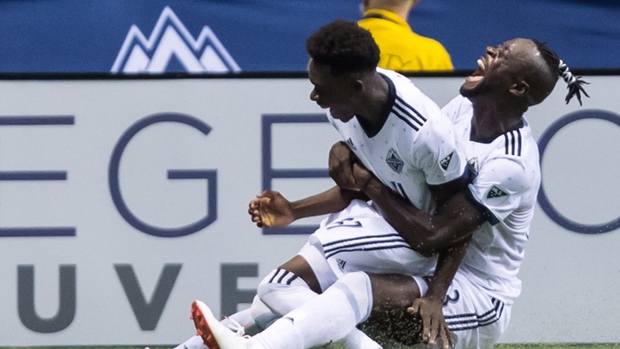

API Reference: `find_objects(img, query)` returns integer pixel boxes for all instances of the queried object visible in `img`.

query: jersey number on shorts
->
[326,218,362,230]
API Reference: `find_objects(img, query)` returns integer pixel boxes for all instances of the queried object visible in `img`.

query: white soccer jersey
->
[327,68,466,213]
[442,95,541,305]
[298,68,467,291]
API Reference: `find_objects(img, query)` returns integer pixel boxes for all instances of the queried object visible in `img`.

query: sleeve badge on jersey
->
[486,185,508,199]
[386,148,404,173]
[440,151,455,171]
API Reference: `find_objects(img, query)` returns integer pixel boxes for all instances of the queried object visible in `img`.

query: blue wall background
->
[0,0,617,73]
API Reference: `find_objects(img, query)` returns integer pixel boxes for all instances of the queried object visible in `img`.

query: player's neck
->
[356,73,390,136]
[470,103,524,142]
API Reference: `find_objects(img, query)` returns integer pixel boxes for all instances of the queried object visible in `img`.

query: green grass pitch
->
[2,344,619,349]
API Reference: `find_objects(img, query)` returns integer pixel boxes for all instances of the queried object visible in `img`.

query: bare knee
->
[368,273,421,312]
[278,255,322,294]
[364,273,424,345]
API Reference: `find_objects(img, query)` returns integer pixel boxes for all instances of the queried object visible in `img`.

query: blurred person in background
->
[358,0,453,72]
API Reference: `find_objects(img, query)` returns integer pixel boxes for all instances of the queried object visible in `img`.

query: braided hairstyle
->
[534,40,590,105]
[306,19,380,76]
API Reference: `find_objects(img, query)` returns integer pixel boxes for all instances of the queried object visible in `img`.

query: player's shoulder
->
[379,68,442,114]
[442,95,472,123]
[479,155,539,196]
[480,126,540,185]
[378,67,415,91]
[495,120,538,160]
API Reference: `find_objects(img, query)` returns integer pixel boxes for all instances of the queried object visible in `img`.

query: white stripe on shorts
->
[445,298,505,331]
[322,233,413,259]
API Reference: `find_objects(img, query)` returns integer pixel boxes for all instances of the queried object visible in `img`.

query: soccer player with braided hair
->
[189,33,589,349]
[535,41,589,105]
[333,38,590,347]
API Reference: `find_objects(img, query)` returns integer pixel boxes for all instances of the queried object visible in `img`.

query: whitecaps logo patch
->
[112,6,240,74]
[386,148,404,173]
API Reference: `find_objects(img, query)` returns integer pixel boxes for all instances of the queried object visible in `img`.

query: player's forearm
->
[361,177,440,254]
[362,176,481,255]
[425,239,470,300]
[290,185,365,220]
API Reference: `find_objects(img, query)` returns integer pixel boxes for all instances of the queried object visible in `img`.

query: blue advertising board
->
[0,0,618,73]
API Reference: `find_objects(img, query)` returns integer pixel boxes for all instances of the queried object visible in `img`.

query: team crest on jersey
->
[440,151,454,171]
[386,148,404,173]
[487,185,508,199]
[112,6,241,74]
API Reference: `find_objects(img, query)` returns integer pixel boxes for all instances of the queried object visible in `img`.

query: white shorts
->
[298,199,436,291]
[413,271,511,349]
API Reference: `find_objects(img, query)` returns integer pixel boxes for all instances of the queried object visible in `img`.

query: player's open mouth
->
[465,58,485,83]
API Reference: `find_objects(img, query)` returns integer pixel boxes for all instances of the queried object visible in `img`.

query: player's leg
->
[257,254,381,348]
[173,299,268,349]
[256,198,431,315]
[254,242,335,317]
[340,273,425,349]
[192,271,373,348]
[360,273,426,346]
[249,294,278,331]
[254,202,345,315]
[253,200,425,348]
[191,271,422,349]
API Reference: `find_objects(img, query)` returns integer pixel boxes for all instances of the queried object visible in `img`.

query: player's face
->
[307,59,358,122]
[460,38,532,98]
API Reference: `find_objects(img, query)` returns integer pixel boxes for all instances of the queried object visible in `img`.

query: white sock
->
[257,268,380,349]
[177,296,376,349]
[249,271,374,349]
[250,294,278,331]
[249,318,303,349]
[220,307,254,328]
[257,268,317,316]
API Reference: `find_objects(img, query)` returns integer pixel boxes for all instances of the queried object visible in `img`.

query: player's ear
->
[352,79,364,92]
[510,80,530,98]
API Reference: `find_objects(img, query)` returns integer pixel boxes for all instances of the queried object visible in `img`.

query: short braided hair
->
[534,41,590,105]
[306,19,380,76]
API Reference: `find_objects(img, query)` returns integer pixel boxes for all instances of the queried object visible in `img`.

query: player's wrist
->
[424,287,449,301]
[289,200,308,221]
[359,176,378,193]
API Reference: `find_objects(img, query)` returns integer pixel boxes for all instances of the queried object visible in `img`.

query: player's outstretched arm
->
[248,186,365,228]
[249,191,295,228]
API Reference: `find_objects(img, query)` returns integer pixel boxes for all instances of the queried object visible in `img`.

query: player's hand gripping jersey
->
[327,68,466,214]
[299,68,467,284]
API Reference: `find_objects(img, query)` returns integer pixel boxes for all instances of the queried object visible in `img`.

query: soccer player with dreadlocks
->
[189,26,589,349]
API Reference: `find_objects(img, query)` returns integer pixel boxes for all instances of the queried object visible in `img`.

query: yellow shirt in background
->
[358,9,453,72]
